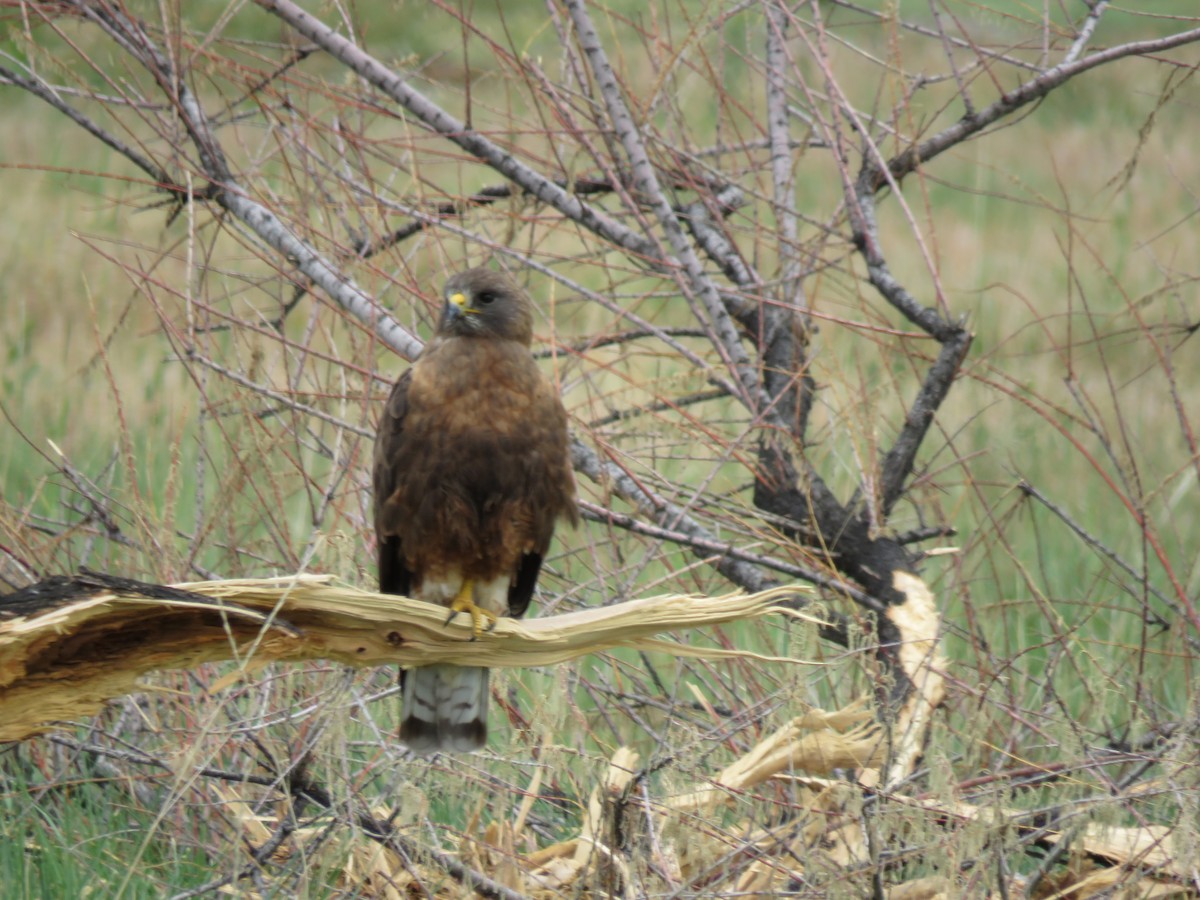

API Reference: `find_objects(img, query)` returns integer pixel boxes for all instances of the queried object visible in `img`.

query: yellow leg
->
[444,578,498,638]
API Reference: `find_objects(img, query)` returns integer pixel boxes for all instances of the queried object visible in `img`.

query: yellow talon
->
[444,579,498,638]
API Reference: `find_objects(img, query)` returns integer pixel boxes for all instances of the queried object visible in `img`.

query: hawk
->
[373,267,578,753]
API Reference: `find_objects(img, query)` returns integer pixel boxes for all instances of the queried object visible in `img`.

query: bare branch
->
[578,499,874,610]
[571,438,774,595]
[563,0,764,413]
[255,0,658,262]
[74,0,422,360]
[0,63,170,189]
[870,24,1200,189]
[1064,1,1110,65]
[848,177,973,513]
[765,2,801,294]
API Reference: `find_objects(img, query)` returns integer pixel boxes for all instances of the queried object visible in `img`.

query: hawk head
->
[438,268,534,345]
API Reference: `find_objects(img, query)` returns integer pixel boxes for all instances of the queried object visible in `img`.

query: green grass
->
[0,749,217,898]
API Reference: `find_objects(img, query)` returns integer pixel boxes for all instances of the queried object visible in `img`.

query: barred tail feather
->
[400,665,488,753]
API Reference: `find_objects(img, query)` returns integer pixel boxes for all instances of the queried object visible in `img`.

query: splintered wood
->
[0,573,814,741]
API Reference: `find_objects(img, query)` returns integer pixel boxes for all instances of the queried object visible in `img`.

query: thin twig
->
[0,63,171,189]
[1064,1,1110,65]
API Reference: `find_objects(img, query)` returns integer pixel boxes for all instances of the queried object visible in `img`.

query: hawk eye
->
[477,291,497,305]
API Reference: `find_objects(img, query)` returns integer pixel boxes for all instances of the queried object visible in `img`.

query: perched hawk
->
[373,268,578,753]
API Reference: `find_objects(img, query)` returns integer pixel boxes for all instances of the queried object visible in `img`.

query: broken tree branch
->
[0,571,815,742]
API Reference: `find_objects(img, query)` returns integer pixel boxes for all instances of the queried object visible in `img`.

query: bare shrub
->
[2,1,1198,895]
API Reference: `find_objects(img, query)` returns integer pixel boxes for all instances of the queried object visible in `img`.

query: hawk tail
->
[400,665,488,753]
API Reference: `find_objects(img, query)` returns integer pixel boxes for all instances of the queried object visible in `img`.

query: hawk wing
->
[503,370,578,617]
[373,368,413,599]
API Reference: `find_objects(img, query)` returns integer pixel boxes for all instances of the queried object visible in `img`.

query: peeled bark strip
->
[883,570,947,789]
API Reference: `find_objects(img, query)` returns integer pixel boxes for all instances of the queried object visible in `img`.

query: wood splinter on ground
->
[0,570,817,742]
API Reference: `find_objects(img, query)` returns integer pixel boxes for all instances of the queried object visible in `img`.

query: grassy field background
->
[2,1,1198,896]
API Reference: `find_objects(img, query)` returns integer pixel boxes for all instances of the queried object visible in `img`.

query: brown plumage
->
[373,267,577,753]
